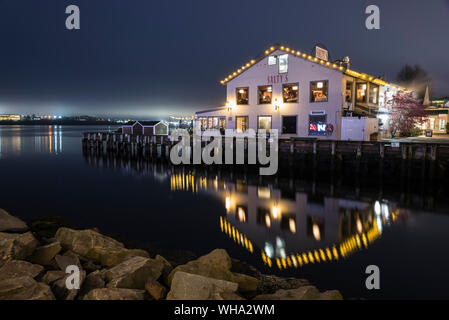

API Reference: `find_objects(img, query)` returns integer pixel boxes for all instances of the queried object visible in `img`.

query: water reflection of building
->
[169,171,401,270]
[34,126,63,154]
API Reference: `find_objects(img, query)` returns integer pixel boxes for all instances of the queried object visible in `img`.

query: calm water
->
[1,125,449,299]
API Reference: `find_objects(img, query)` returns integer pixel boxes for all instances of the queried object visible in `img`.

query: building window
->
[356,83,367,103]
[282,116,297,134]
[310,81,328,102]
[278,54,288,74]
[345,81,353,102]
[283,83,299,103]
[236,87,249,105]
[440,119,446,131]
[268,55,276,65]
[258,86,272,104]
[309,113,327,136]
[258,116,272,131]
[198,117,207,131]
[236,116,249,133]
[369,85,379,104]
[219,117,226,131]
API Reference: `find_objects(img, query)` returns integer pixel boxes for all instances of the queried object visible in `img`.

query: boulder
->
[155,254,173,286]
[55,227,125,264]
[319,290,343,300]
[212,291,246,300]
[105,256,164,290]
[83,288,146,300]
[253,286,321,300]
[0,276,37,298]
[0,209,28,233]
[54,251,81,271]
[167,249,234,286]
[231,273,259,293]
[78,270,105,299]
[27,241,61,265]
[145,278,166,300]
[42,270,66,285]
[0,232,39,266]
[0,260,44,281]
[167,271,239,300]
[82,260,102,273]
[52,270,86,300]
[1,282,55,300]
[100,248,149,268]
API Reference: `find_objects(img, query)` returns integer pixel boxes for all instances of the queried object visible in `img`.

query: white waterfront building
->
[196,44,403,141]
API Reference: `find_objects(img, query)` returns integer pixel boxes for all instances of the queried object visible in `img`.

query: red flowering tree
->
[387,91,427,138]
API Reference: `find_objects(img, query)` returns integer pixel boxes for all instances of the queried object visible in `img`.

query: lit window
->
[258,86,272,104]
[198,117,207,131]
[282,116,297,134]
[356,83,367,103]
[369,85,379,104]
[440,119,446,131]
[278,54,288,74]
[268,55,277,65]
[310,81,328,102]
[258,116,272,131]
[236,87,249,105]
[345,81,353,102]
[283,83,299,103]
[236,116,248,133]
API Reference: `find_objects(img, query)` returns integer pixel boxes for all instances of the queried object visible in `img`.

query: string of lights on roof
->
[219,44,406,91]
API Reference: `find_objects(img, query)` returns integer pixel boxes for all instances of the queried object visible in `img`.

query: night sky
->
[0,0,448,118]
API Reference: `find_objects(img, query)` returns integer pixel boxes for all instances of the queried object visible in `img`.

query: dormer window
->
[268,55,277,65]
[278,54,288,73]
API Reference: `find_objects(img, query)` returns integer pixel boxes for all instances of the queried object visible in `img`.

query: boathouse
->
[119,121,169,136]
[196,44,407,141]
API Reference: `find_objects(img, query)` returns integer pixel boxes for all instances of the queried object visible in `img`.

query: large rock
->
[155,254,173,286]
[105,256,164,290]
[0,260,44,281]
[54,251,81,271]
[319,290,343,300]
[27,241,61,265]
[0,209,28,233]
[254,286,321,300]
[0,232,39,266]
[100,248,149,268]
[167,249,258,293]
[55,227,125,264]
[145,278,166,300]
[0,276,55,300]
[257,275,310,294]
[78,270,105,298]
[83,288,146,300]
[167,249,233,285]
[167,271,239,300]
[42,270,66,285]
[52,270,86,300]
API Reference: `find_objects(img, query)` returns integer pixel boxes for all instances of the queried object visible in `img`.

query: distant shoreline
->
[0,121,120,126]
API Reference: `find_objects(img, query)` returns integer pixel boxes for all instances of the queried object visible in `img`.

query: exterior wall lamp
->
[274,98,282,111]
[226,101,235,112]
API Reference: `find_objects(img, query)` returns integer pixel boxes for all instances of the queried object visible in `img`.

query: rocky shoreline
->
[0,208,343,300]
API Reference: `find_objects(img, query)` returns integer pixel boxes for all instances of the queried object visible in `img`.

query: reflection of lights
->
[376,216,383,234]
[225,197,231,211]
[265,214,271,228]
[264,242,274,259]
[382,204,389,219]
[257,187,271,199]
[271,205,280,219]
[374,201,381,215]
[237,207,246,222]
[356,218,363,234]
[312,224,321,241]
[289,218,296,234]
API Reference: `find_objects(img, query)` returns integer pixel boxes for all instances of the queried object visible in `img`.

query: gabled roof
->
[219,44,406,91]
[123,120,163,127]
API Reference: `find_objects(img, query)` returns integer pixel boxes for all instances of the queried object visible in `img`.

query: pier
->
[82,132,449,180]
